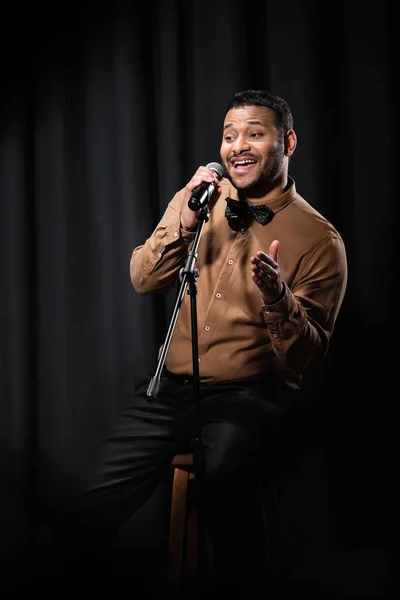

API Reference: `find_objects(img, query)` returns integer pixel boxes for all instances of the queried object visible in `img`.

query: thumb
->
[269,240,279,262]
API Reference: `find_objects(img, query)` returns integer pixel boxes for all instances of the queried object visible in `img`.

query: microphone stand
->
[146,204,209,590]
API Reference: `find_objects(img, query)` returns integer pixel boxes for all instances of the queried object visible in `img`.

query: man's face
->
[220,105,285,194]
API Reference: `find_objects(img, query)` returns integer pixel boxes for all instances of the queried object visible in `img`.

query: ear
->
[284,129,297,157]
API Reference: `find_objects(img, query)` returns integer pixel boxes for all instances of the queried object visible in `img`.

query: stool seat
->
[171,453,196,470]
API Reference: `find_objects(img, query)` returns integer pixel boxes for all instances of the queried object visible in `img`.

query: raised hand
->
[250,240,284,304]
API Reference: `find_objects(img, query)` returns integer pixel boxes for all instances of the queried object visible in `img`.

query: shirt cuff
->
[261,283,293,322]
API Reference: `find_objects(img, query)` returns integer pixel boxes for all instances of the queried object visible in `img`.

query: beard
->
[223,142,286,196]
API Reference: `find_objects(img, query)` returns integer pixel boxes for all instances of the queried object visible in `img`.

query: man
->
[57,90,347,593]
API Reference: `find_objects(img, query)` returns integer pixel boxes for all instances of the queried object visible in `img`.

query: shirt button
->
[205,326,211,331]
[228,259,233,265]
[272,333,278,338]
[216,293,221,298]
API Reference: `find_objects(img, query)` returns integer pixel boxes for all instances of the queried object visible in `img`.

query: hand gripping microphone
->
[188,162,224,212]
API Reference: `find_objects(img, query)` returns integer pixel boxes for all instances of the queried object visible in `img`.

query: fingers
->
[250,256,276,282]
[251,243,279,271]
[181,167,221,230]
[185,166,220,194]
[250,241,283,303]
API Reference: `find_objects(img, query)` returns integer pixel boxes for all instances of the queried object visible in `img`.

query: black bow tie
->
[225,197,274,227]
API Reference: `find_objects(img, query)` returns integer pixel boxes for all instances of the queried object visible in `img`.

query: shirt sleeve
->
[130,190,196,294]
[260,233,348,373]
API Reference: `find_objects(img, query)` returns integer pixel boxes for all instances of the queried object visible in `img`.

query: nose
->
[231,134,251,154]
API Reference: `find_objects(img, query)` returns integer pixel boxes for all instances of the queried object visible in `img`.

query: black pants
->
[55,370,295,592]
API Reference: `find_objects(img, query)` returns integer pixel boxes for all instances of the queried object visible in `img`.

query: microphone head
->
[206,162,224,179]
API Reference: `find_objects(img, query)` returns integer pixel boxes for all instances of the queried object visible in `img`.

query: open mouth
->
[231,159,257,173]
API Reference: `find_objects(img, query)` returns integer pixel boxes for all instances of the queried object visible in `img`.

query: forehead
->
[223,105,277,129]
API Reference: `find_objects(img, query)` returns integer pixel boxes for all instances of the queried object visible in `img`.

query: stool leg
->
[167,468,190,588]
[185,473,197,582]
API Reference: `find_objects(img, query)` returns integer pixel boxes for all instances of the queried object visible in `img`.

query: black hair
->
[224,89,294,136]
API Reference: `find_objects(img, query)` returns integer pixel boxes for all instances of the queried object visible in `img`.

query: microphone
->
[188,162,224,212]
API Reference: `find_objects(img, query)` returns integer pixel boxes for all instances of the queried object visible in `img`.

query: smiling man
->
[57,90,348,595]
[146,90,347,386]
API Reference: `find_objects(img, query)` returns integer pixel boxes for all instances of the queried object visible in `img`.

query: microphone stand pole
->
[146,205,209,589]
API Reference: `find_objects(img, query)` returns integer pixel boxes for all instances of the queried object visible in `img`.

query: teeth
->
[234,160,255,166]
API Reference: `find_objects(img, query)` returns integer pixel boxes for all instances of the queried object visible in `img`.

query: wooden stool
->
[166,452,282,591]
[167,453,197,589]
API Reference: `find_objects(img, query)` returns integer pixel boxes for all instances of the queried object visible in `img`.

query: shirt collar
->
[220,175,297,214]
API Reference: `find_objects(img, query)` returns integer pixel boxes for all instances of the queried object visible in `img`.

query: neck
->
[239,173,290,204]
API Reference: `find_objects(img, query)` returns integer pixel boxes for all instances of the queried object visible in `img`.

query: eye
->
[224,135,235,142]
[250,132,262,138]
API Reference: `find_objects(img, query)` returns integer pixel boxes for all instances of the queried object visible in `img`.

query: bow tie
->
[225,197,274,227]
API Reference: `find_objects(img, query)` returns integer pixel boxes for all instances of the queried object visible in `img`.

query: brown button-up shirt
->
[130,177,347,390]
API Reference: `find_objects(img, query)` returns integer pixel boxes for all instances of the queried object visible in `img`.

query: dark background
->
[0,0,397,596]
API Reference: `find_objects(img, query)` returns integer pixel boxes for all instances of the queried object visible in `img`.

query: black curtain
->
[1,0,397,596]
